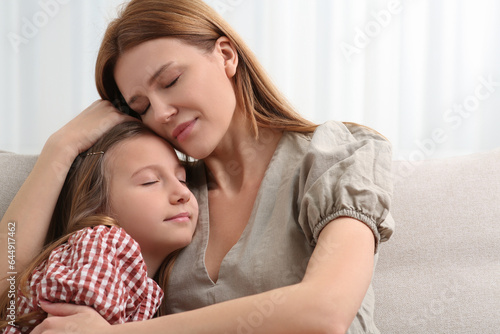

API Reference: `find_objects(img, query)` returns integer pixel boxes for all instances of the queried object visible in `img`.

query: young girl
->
[0,121,198,333]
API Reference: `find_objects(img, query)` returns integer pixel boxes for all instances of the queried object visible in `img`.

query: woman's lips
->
[172,119,196,142]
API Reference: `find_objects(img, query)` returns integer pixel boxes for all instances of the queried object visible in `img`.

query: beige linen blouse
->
[166,120,395,333]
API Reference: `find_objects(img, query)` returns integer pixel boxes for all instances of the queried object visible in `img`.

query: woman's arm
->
[0,100,130,294]
[32,217,375,334]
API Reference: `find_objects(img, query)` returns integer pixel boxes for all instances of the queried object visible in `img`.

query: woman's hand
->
[31,302,113,334]
[46,100,136,167]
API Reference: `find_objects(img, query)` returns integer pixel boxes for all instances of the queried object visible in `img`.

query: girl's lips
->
[172,119,196,142]
[164,212,191,223]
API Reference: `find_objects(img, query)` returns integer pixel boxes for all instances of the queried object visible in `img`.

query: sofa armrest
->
[0,152,38,219]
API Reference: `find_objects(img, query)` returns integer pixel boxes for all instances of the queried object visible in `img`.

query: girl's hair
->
[95,0,318,137]
[0,121,174,330]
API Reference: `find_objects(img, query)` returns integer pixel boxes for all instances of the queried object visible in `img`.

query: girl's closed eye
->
[141,180,159,186]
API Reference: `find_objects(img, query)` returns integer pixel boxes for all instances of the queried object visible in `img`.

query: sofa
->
[1,148,499,333]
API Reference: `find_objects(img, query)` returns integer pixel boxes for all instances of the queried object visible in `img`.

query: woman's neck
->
[203,115,282,194]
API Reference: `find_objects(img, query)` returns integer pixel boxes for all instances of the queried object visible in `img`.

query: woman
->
[1,0,394,333]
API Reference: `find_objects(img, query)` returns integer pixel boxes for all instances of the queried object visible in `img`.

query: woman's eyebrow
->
[126,61,174,105]
[147,61,174,86]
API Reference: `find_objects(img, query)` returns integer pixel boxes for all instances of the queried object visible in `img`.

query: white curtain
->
[0,0,124,154]
[1,0,499,160]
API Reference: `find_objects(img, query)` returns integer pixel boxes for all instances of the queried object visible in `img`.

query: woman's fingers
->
[39,300,93,316]
[49,99,137,157]
[31,302,111,334]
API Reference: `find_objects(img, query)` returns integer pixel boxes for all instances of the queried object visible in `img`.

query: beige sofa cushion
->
[374,148,500,333]
[1,148,499,332]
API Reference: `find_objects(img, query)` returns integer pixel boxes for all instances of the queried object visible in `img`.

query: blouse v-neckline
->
[199,132,288,285]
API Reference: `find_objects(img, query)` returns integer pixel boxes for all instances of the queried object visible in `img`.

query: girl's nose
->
[170,180,191,204]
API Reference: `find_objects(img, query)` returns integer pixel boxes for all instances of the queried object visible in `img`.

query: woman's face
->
[114,37,238,159]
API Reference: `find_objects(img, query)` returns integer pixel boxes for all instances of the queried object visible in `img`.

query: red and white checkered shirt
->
[5,225,163,333]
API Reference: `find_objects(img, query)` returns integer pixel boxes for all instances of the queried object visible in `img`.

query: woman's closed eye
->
[136,76,180,116]
[138,104,151,116]
[165,76,180,88]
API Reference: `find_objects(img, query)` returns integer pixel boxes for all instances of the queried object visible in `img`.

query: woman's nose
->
[151,97,177,123]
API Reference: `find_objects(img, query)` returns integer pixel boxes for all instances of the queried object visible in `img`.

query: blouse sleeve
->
[30,225,163,324]
[297,121,395,253]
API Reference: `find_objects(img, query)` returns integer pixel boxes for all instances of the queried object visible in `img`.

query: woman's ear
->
[215,36,238,78]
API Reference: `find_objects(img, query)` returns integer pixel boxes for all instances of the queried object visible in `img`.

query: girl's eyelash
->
[142,179,186,186]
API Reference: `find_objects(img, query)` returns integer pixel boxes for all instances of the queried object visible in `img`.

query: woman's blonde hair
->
[0,122,175,330]
[96,0,318,137]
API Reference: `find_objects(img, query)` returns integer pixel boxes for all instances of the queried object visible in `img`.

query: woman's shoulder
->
[281,120,391,159]
[286,121,395,250]
[309,120,389,145]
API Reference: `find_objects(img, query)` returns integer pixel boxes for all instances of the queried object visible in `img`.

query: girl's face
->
[106,133,198,273]
[114,37,239,159]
